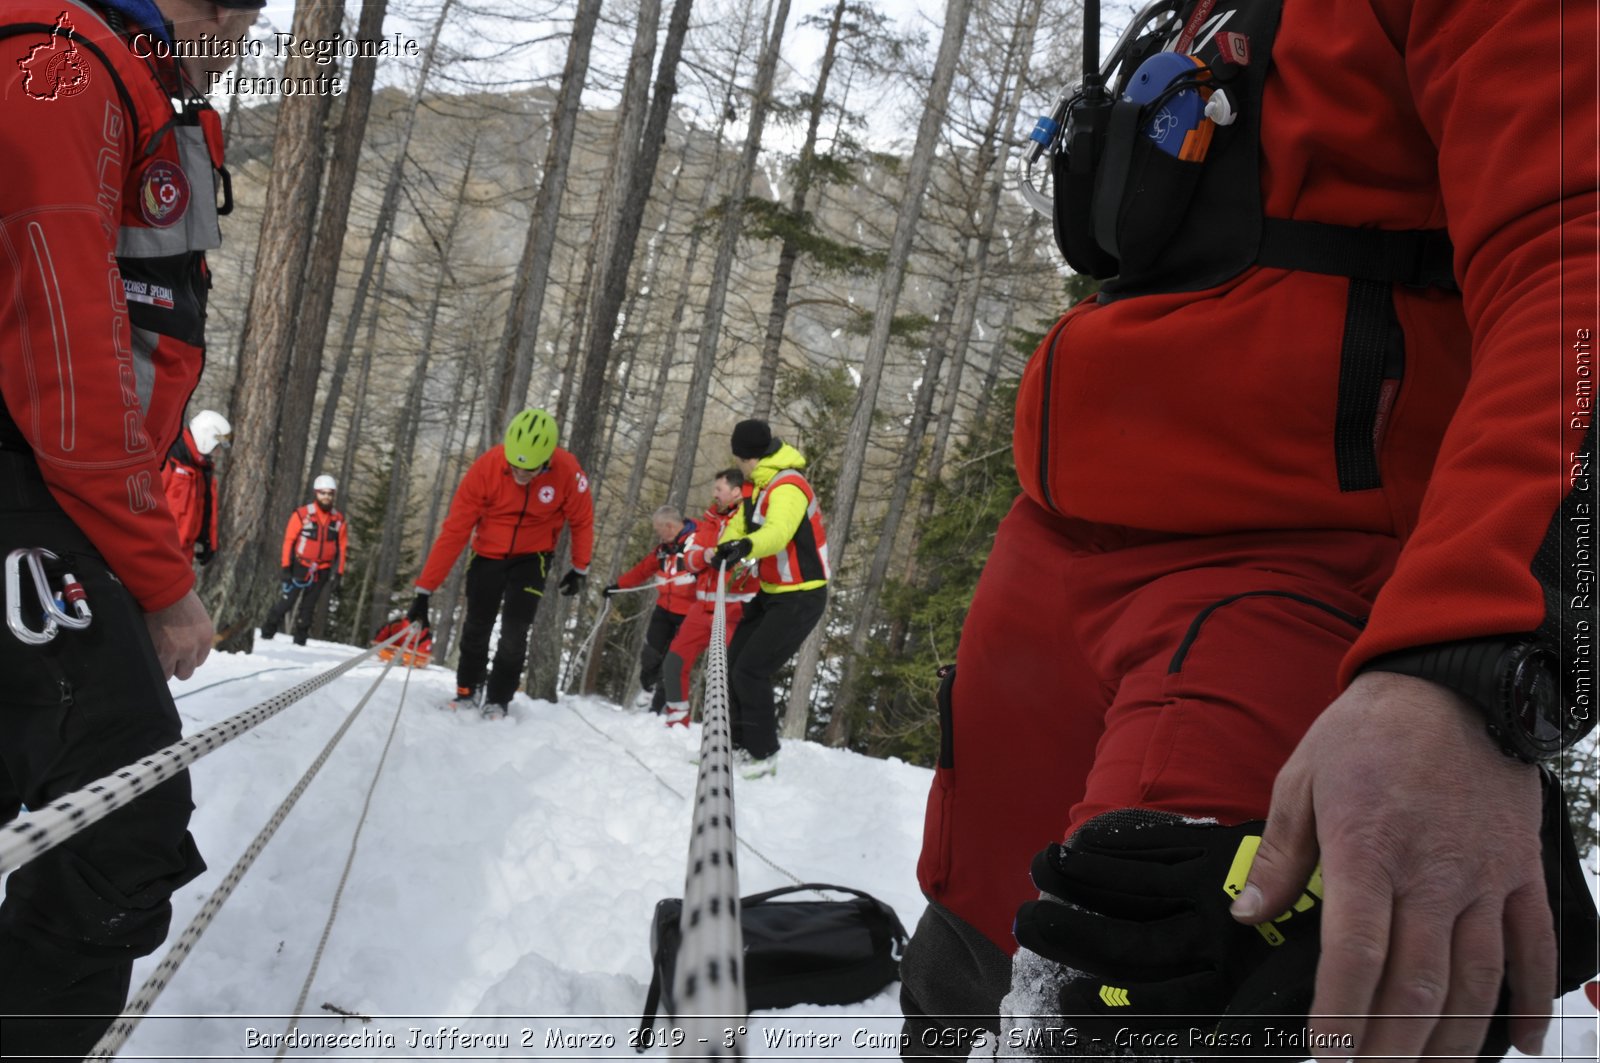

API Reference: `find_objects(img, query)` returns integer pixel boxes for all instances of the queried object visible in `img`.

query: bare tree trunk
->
[564,0,691,465]
[308,0,455,481]
[364,145,477,633]
[665,0,793,512]
[492,0,604,426]
[781,0,973,735]
[751,0,847,421]
[206,0,347,653]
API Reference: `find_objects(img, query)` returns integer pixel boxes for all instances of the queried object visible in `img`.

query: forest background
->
[190,0,1596,847]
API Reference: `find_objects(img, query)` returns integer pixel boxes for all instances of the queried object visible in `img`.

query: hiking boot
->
[735,749,779,780]
[292,635,308,646]
[445,686,483,712]
[481,702,508,721]
[664,705,692,728]
[259,626,276,640]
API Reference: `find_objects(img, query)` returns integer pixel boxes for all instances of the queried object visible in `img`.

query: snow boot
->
[481,702,508,721]
[259,625,276,640]
[664,702,691,728]
[444,685,482,712]
[735,749,779,780]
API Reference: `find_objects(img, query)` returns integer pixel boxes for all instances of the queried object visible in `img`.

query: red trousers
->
[661,602,744,705]
[916,496,1398,953]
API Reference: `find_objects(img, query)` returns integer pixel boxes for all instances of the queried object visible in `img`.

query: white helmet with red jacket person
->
[260,474,348,646]
[161,409,230,566]
[0,0,261,1053]
[405,408,595,719]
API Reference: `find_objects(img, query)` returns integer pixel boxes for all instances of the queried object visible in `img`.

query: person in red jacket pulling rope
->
[602,505,699,715]
[657,468,759,728]
[406,409,595,720]
[0,0,260,1054]
[899,1,1599,1060]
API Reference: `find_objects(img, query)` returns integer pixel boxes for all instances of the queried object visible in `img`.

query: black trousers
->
[262,562,332,642]
[725,586,826,759]
[638,606,686,713]
[458,552,549,706]
[0,451,205,1059]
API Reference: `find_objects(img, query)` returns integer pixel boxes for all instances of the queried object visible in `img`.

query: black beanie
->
[731,419,776,459]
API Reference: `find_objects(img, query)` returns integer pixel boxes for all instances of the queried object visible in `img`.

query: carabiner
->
[5,548,93,646]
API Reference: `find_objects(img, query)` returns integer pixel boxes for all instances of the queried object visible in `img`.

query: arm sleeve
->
[416,461,485,592]
[618,550,659,589]
[205,473,219,551]
[1343,0,1597,689]
[744,483,808,559]
[0,36,193,611]
[565,468,595,572]
[280,510,299,569]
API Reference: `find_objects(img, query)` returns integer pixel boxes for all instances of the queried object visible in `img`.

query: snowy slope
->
[105,637,1597,1060]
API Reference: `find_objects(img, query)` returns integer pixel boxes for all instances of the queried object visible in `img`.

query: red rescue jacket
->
[160,428,217,556]
[0,0,229,611]
[1010,0,1595,682]
[617,519,700,615]
[417,445,596,592]
[280,502,348,574]
[683,495,760,609]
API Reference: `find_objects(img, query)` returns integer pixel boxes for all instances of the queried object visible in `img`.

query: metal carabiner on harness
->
[5,548,93,646]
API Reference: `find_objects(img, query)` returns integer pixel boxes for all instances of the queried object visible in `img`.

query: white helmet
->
[189,410,231,456]
[313,474,338,492]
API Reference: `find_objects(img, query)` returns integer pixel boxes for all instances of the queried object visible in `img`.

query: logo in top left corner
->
[17,12,92,101]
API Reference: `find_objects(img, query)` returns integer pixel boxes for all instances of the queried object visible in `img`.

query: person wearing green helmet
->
[406,409,595,719]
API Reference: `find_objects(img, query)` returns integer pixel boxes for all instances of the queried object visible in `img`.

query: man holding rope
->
[0,0,262,1053]
[603,505,698,715]
[406,409,594,720]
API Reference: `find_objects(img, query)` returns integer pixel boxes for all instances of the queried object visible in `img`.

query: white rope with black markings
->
[274,626,424,1059]
[562,596,612,694]
[83,625,423,1062]
[0,624,412,877]
[671,564,746,1059]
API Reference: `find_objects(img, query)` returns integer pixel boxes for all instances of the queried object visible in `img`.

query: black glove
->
[406,592,431,627]
[710,538,752,568]
[1009,810,1322,1055]
[558,569,585,597]
[603,582,621,598]
[195,542,214,566]
[279,567,295,595]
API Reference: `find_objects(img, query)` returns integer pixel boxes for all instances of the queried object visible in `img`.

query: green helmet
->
[504,408,559,469]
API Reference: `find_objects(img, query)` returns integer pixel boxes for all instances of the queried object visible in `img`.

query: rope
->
[0,625,411,876]
[561,596,612,694]
[276,628,422,1059]
[85,626,421,1061]
[173,665,308,701]
[672,565,745,1058]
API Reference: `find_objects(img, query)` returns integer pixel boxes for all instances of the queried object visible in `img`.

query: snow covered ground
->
[96,636,1597,1060]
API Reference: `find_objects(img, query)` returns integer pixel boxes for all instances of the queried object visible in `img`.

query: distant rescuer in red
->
[406,408,595,720]
[0,0,263,1054]
[260,474,348,646]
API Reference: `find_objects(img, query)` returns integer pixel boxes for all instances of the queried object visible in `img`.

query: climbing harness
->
[84,625,425,1061]
[0,624,414,875]
[4,547,92,646]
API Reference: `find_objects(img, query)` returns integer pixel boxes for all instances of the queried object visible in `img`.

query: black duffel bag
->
[637,882,908,1047]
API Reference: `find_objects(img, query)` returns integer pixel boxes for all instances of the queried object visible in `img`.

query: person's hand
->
[194,542,214,566]
[711,538,752,568]
[559,569,586,597]
[146,589,214,680]
[603,582,621,598]
[327,572,341,595]
[1233,671,1552,1061]
[406,591,430,626]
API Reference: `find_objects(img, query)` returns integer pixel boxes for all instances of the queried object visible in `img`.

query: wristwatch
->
[1363,639,1568,763]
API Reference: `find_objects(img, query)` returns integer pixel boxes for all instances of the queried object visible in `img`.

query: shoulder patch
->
[137,158,189,227]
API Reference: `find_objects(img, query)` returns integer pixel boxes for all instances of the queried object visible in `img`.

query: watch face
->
[1509,649,1564,756]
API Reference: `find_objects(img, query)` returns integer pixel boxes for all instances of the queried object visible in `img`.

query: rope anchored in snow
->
[0,623,412,876]
[85,625,426,1062]
[671,565,746,1058]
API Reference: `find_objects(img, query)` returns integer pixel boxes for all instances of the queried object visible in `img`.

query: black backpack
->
[637,882,908,1048]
